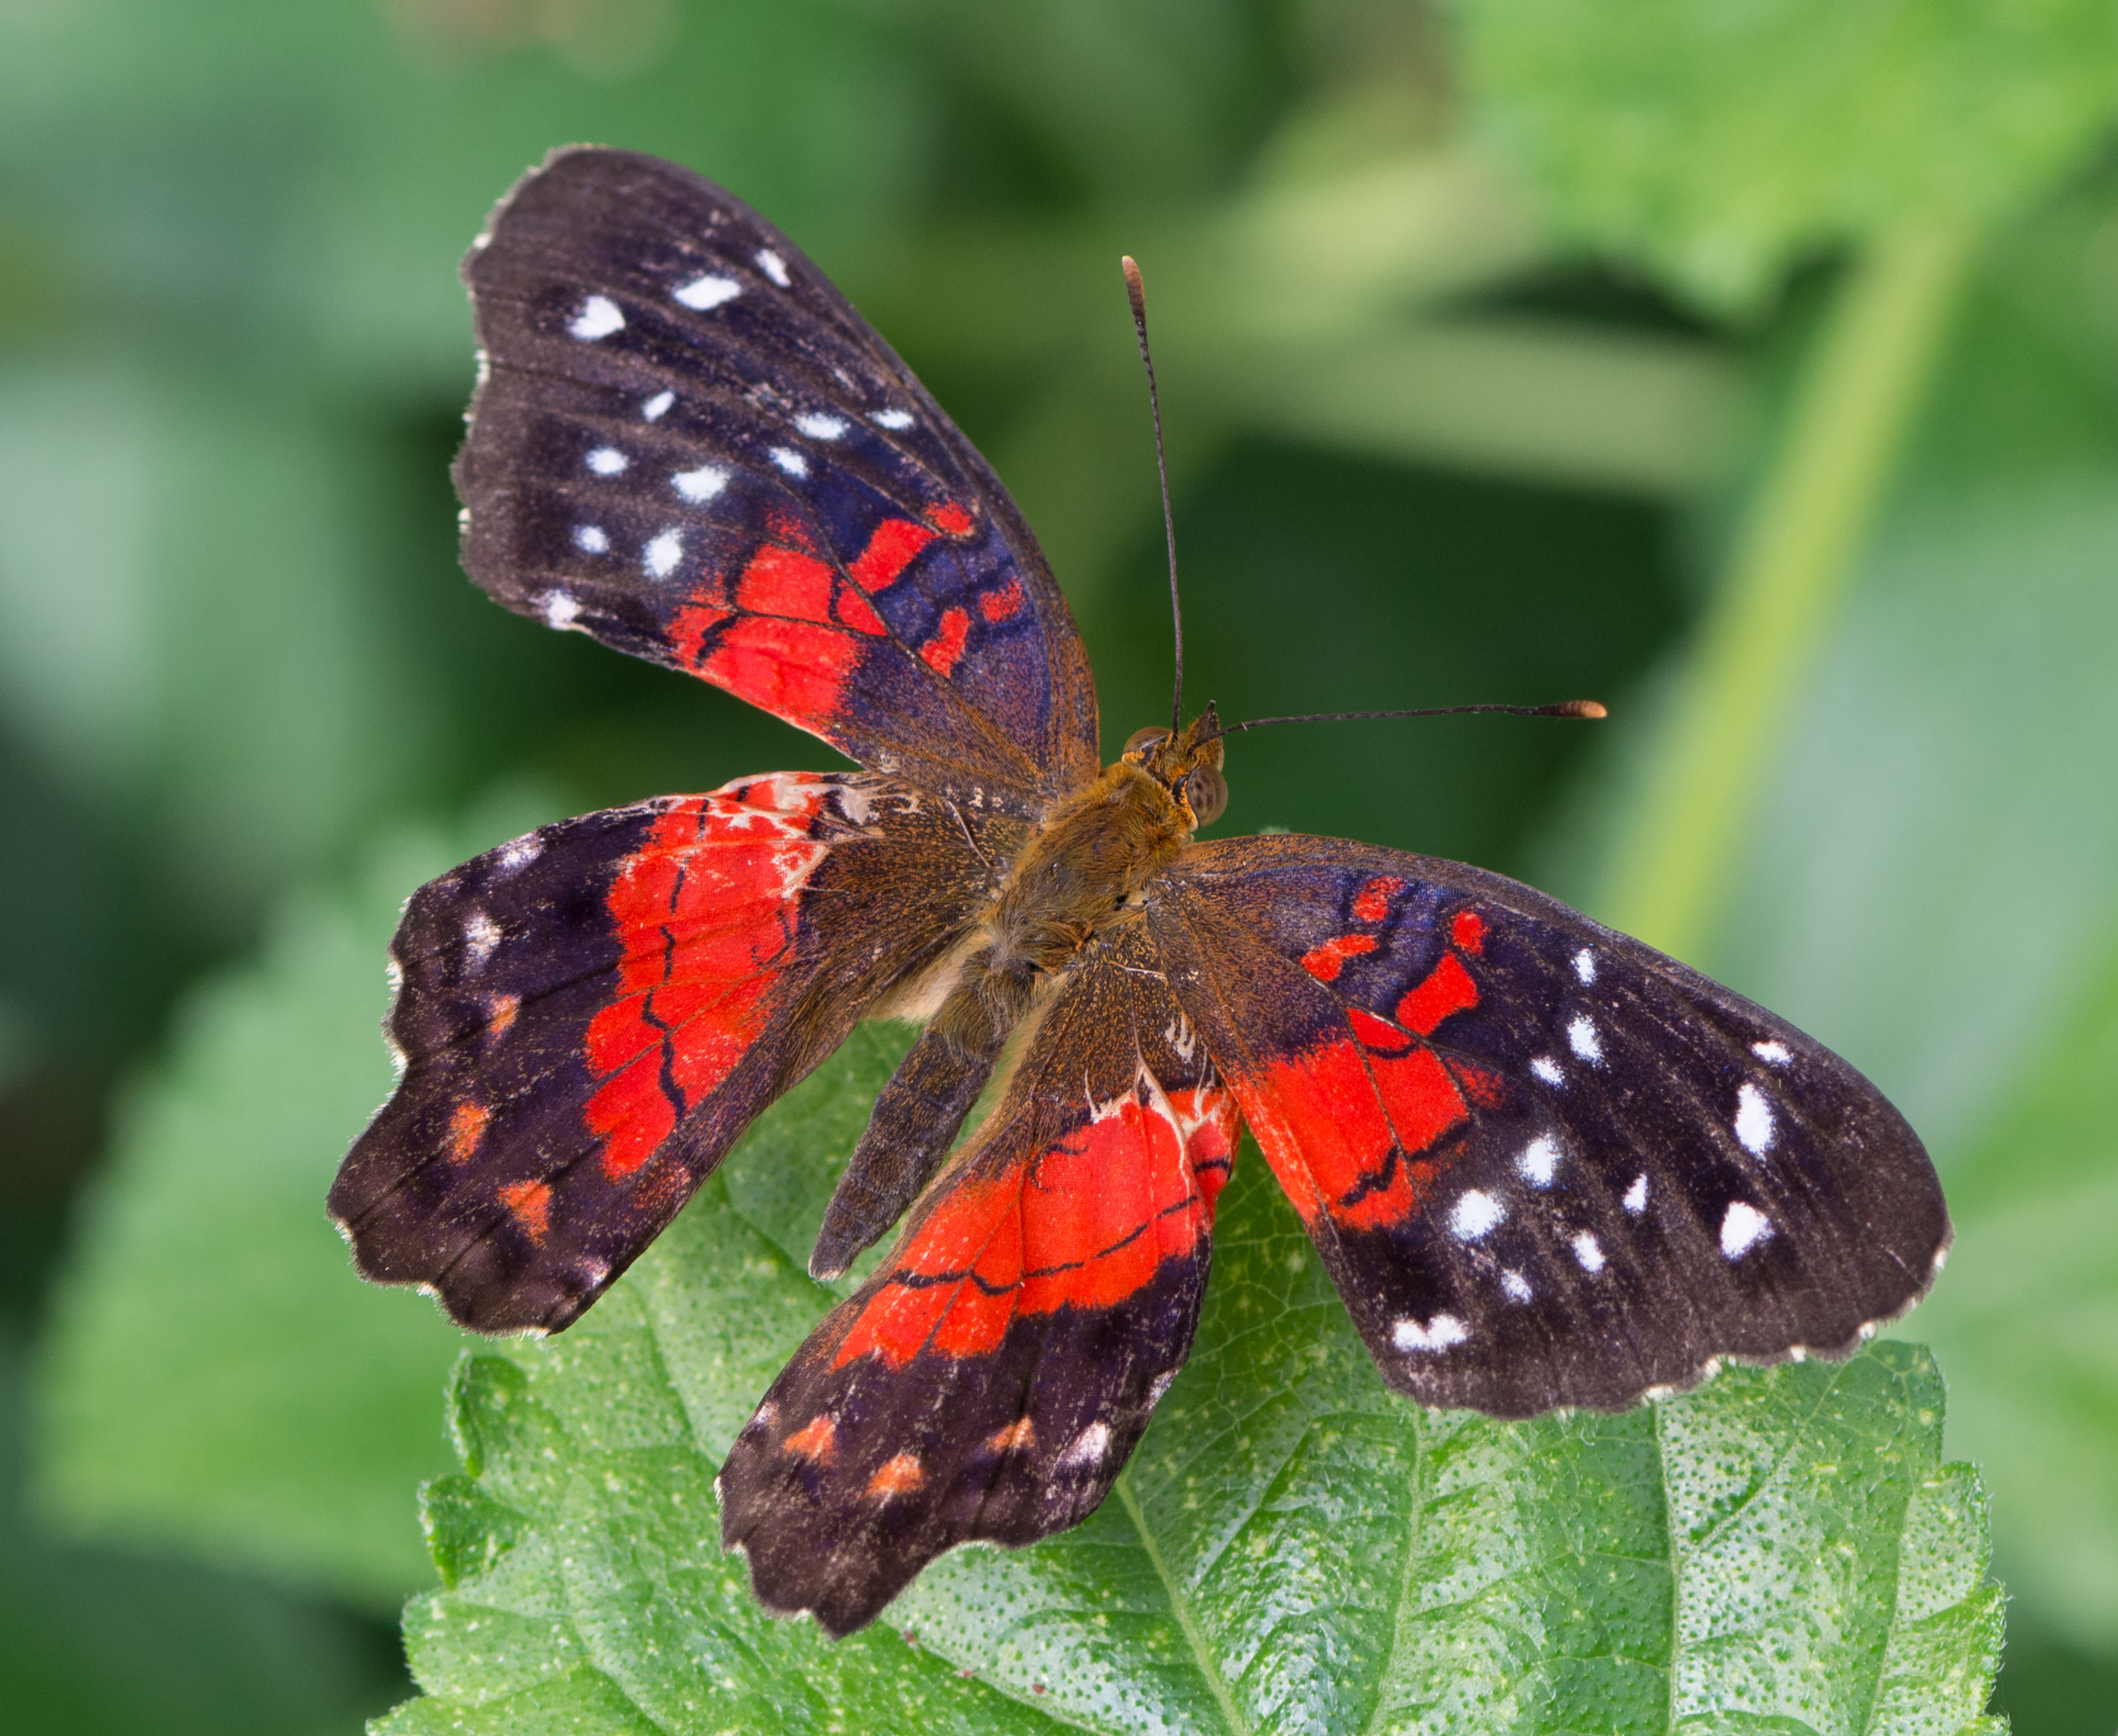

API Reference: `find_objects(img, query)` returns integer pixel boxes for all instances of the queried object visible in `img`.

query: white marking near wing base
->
[1393,1313,1468,1353]
[1566,1015,1605,1064]
[1573,948,1596,985]
[1622,1173,1649,1215]
[463,911,501,970]
[672,465,728,503]
[1571,1230,1605,1273]
[755,248,791,286]
[585,446,628,475]
[1733,1083,1776,1155]
[644,529,684,578]
[1518,1134,1560,1186]
[1058,1422,1111,1470]
[1449,1189,1505,1241]
[673,274,741,310]
[541,590,582,629]
[1751,1039,1792,1066]
[1531,1055,1564,1087]
[1501,1269,1533,1303]
[872,407,915,429]
[569,295,624,339]
[794,412,847,440]
[770,447,809,478]
[1720,1201,1773,1258]
[573,524,609,553]
[642,389,674,421]
[1146,1372,1177,1409]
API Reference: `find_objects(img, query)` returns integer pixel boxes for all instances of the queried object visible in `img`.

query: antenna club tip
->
[1567,700,1609,719]
[1121,256,1146,318]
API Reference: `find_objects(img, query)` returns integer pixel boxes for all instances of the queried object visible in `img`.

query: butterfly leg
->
[810,960,1036,1278]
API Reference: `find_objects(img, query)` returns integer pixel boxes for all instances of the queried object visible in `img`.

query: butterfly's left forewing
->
[1149,835,1949,1417]
[717,922,1237,1636]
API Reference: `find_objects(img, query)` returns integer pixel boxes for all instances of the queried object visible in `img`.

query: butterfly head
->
[1121,704,1227,830]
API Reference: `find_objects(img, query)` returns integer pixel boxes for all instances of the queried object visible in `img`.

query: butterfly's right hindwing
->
[329,773,1014,1333]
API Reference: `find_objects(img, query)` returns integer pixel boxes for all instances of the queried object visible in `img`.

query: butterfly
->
[329,147,1951,1639]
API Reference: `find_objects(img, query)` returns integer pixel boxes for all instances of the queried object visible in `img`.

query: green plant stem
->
[1602,221,1976,961]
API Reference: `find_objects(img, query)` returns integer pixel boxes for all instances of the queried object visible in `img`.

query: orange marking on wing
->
[485,993,519,1040]
[785,1415,837,1462]
[497,1178,551,1244]
[1301,932,1377,983]
[986,1417,1035,1453]
[1450,1059,1508,1108]
[1352,876,1405,924]
[927,500,975,536]
[832,1084,1237,1370]
[448,1100,491,1165]
[735,544,836,622]
[921,606,972,675]
[835,582,886,635]
[1451,910,1487,955]
[866,1452,925,1498]
[979,578,1024,622]
[588,1049,675,1180]
[669,601,735,669]
[1396,952,1478,1035]
[1347,1007,1411,1054]
[1371,1045,1468,1158]
[848,517,936,594]
[703,616,860,720]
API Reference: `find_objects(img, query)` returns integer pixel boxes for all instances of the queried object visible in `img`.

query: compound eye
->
[1124,726,1168,759]
[1184,762,1227,827]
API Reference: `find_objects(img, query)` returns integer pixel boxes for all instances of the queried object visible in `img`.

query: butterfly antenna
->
[1203,700,1607,744]
[1123,256,1184,737]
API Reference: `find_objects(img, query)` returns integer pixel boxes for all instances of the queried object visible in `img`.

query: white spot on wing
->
[674,274,741,310]
[872,407,915,430]
[573,524,609,553]
[1734,1083,1776,1155]
[569,295,624,339]
[794,412,847,440]
[1573,948,1596,984]
[541,590,582,629]
[463,911,501,969]
[1501,1269,1532,1303]
[497,835,542,873]
[585,446,627,475]
[1146,1372,1176,1409]
[1566,1014,1604,1064]
[1751,1039,1792,1066]
[770,446,809,478]
[755,247,791,285]
[1531,1055,1564,1086]
[1720,1201,1773,1258]
[1518,1134,1560,1186]
[642,389,674,421]
[1393,1313,1468,1353]
[672,465,728,503]
[1571,1230,1605,1273]
[644,529,683,578]
[1449,1189,1505,1241]
[1058,1422,1111,1469]
[1623,1173,1649,1215]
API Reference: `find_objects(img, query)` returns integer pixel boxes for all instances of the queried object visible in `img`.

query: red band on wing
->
[927,500,975,537]
[1301,932,1377,983]
[1353,876,1405,923]
[1396,951,1479,1035]
[582,779,833,1182]
[832,1084,1236,1371]
[920,606,972,676]
[847,518,936,594]
[1450,909,1486,955]
[978,579,1024,623]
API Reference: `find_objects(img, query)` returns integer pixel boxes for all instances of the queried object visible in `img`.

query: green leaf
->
[386,1036,2001,1731]
[1454,0,2118,312]
[34,790,569,1607]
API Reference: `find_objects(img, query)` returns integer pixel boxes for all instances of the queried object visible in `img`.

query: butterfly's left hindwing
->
[330,773,1012,1333]
[717,922,1237,1637]
[1149,835,1950,1418]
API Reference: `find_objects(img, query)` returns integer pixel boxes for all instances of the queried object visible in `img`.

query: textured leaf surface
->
[1455,0,2118,311]
[384,1033,2000,1732]
[35,795,566,1605]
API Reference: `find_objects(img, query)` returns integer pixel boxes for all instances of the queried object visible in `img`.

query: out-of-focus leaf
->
[1454,0,2118,312]
[35,790,567,1607]
[1,1339,404,1736]
[382,1037,2000,1731]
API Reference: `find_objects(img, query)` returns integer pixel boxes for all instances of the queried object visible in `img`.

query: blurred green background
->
[3,1,2116,1730]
